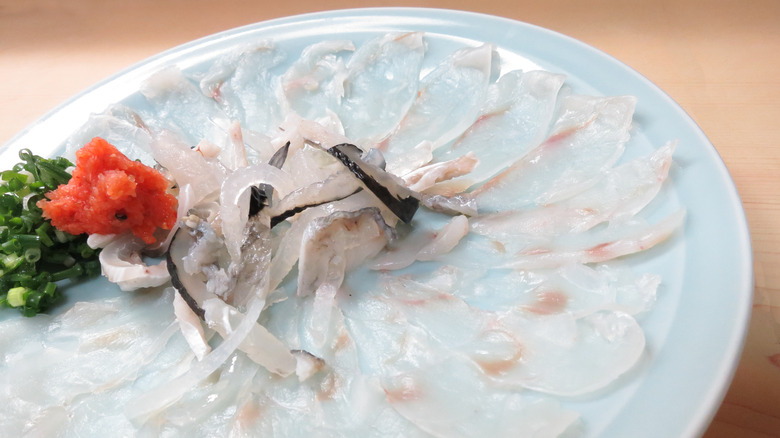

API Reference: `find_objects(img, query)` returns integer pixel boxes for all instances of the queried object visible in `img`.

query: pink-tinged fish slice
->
[473,94,637,212]
[369,215,469,271]
[282,40,355,121]
[470,141,677,237]
[337,32,425,145]
[501,209,686,270]
[362,275,580,436]
[64,104,156,165]
[495,309,646,396]
[434,70,566,187]
[378,43,496,176]
[402,152,479,193]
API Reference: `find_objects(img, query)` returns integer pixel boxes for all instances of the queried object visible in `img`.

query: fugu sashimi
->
[342,277,579,437]
[381,274,645,397]
[378,43,496,176]
[500,209,686,270]
[0,289,179,436]
[381,351,579,438]
[200,42,287,135]
[433,70,566,187]
[139,66,231,145]
[495,310,646,396]
[282,39,355,121]
[473,94,637,212]
[63,104,156,165]
[470,141,677,237]
[337,32,425,144]
[402,152,479,193]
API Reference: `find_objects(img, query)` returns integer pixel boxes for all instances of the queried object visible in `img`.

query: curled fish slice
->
[369,214,469,271]
[402,152,479,193]
[150,131,227,205]
[298,207,394,297]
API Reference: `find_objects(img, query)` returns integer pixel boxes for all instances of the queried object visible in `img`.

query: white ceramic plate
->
[0,8,752,438]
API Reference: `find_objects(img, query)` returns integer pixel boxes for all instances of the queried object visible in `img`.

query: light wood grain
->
[2,0,778,436]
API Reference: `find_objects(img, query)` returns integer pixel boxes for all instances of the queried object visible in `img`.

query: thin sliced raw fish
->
[200,42,287,135]
[139,66,231,145]
[473,94,637,212]
[500,209,686,270]
[402,152,479,193]
[282,40,355,121]
[495,309,646,396]
[470,141,677,237]
[378,43,496,176]
[341,278,579,437]
[64,104,156,165]
[337,32,425,145]
[369,214,469,271]
[434,70,565,187]
[150,131,227,206]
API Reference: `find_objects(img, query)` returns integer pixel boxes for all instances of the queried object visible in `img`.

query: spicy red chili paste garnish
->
[38,137,177,244]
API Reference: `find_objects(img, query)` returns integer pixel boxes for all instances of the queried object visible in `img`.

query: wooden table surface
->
[1,1,778,436]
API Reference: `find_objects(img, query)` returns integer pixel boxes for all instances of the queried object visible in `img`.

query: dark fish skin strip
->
[249,141,291,218]
[166,232,206,320]
[270,187,363,228]
[326,143,419,223]
[268,141,291,169]
[248,186,269,217]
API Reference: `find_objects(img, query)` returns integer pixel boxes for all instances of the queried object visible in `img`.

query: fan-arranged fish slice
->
[377,43,496,176]
[433,70,566,188]
[473,94,637,212]
[470,141,677,237]
[336,32,425,145]
[282,39,355,121]
[138,66,231,146]
[200,42,287,136]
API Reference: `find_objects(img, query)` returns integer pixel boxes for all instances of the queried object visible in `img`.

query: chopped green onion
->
[7,286,28,307]
[2,253,24,271]
[14,234,40,249]
[1,239,21,254]
[24,247,41,263]
[35,223,54,247]
[1,149,101,316]
[51,264,84,281]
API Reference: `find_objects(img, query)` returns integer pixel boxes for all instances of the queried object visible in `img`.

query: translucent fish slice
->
[282,39,355,121]
[378,43,496,176]
[433,70,566,187]
[473,94,637,212]
[200,42,288,136]
[337,32,425,145]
